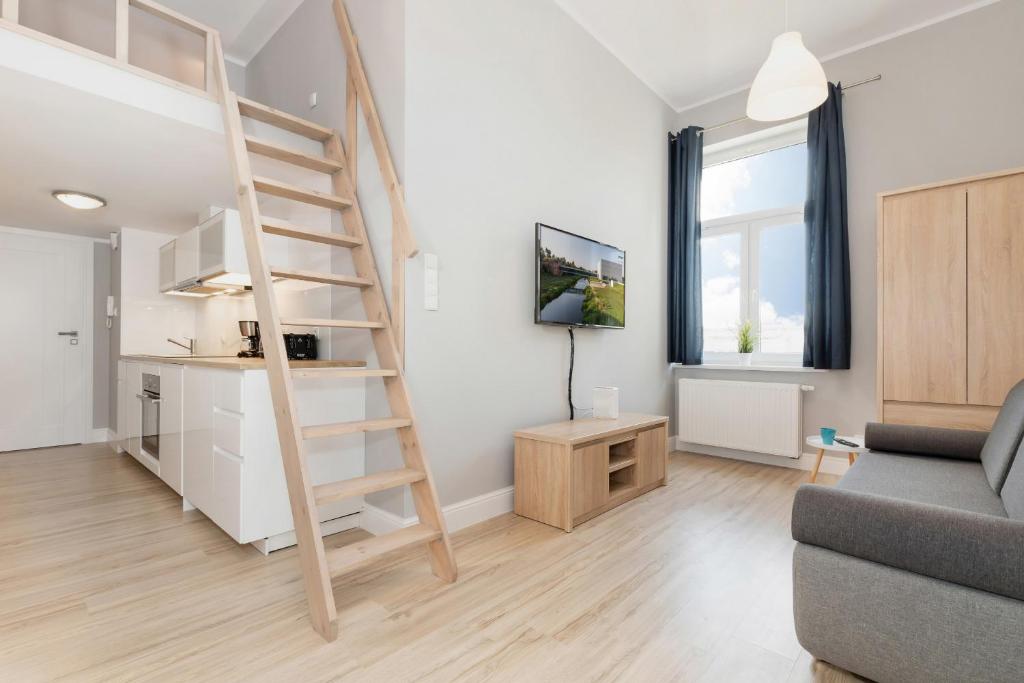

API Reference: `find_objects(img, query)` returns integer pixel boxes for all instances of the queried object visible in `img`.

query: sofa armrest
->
[864,422,988,461]
[792,484,1024,601]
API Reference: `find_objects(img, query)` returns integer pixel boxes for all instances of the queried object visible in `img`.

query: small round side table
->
[805,435,867,483]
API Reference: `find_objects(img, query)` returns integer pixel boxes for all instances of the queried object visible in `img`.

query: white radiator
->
[677,379,803,458]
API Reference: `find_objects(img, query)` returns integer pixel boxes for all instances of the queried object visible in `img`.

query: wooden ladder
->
[208,22,456,642]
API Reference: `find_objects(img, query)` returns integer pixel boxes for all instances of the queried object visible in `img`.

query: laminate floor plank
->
[0,443,858,682]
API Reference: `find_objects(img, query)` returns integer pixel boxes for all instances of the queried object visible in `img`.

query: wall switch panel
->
[424,253,439,310]
[309,91,319,109]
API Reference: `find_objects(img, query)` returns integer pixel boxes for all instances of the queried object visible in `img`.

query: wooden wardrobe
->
[878,167,1024,431]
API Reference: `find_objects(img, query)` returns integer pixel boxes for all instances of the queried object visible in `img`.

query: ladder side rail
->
[209,32,340,642]
[324,133,457,582]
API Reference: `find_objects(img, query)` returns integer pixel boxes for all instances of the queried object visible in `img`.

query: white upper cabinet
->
[199,210,249,286]
[158,240,175,292]
[174,227,199,286]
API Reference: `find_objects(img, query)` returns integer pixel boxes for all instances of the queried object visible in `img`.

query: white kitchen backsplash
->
[193,287,332,357]
[118,226,334,357]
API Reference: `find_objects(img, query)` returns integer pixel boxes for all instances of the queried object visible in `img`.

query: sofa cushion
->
[1002,440,1024,521]
[864,422,987,461]
[979,380,1024,493]
[838,452,1007,517]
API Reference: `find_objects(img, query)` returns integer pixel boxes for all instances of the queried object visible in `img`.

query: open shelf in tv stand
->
[512,414,668,532]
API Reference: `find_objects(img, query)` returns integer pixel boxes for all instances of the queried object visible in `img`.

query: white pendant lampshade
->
[746,31,827,122]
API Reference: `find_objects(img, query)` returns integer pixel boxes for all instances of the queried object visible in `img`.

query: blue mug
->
[820,427,837,445]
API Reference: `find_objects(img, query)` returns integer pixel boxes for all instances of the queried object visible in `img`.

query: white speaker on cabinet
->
[593,386,619,419]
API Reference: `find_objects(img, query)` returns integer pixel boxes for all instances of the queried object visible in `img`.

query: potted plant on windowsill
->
[737,321,756,366]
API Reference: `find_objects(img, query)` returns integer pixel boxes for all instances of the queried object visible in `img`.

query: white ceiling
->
[158,0,303,65]
[554,0,1000,111]
[0,63,234,240]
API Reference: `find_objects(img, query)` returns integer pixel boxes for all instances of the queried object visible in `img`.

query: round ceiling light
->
[52,190,107,210]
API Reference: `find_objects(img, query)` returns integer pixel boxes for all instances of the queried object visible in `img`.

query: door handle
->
[58,331,79,336]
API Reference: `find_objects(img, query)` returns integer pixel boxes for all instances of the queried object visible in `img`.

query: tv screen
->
[535,223,625,328]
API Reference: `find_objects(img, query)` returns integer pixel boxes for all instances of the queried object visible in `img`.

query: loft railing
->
[0,0,218,99]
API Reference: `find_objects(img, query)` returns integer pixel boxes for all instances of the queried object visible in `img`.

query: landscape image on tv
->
[535,223,625,328]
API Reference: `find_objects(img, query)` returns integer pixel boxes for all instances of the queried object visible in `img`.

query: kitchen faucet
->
[167,337,196,355]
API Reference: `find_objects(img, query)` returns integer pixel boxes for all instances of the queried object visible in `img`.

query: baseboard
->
[673,437,851,476]
[360,485,516,536]
[251,513,362,555]
[359,503,410,536]
[84,428,109,444]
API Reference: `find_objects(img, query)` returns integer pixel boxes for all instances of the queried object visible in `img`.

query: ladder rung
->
[280,318,385,329]
[237,97,334,141]
[314,468,425,506]
[326,524,441,577]
[245,136,344,174]
[269,267,372,289]
[262,217,362,248]
[303,417,412,440]
[253,176,352,210]
[292,368,398,379]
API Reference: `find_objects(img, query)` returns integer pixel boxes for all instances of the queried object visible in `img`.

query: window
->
[700,121,807,364]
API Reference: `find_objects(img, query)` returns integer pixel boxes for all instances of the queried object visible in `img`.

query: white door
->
[0,231,87,451]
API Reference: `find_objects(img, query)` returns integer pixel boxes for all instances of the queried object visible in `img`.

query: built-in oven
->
[138,373,160,460]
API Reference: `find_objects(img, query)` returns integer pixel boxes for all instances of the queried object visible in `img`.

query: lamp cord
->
[568,327,575,421]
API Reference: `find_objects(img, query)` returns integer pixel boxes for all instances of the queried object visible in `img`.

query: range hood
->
[170,277,236,297]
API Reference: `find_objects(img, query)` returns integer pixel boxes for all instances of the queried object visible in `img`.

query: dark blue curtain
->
[804,83,851,369]
[668,127,704,365]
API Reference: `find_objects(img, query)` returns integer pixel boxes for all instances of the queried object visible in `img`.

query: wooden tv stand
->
[513,414,669,532]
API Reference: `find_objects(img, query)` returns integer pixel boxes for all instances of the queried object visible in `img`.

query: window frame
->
[701,206,805,366]
[699,119,809,367]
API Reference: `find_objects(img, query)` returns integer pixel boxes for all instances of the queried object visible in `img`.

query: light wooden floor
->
[0,444,863,682]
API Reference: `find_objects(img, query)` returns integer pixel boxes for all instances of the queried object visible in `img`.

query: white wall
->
[245,0,411,514]
[674,0,1024,468]
[401,0,676,509]
[118,227,196,356]
[242,0,676,515]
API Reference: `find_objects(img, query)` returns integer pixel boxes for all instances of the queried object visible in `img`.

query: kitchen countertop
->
[122,355,367,370]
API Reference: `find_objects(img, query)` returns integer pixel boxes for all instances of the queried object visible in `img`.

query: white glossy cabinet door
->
[182,367,214,512]
[158,364,184,495]
[158,241,175,292]
[198,210,247,284]
[197,209,291,287]
[116,361,127,450]
[210,370,245,541]
[174,228,199,286]
[125,362,142,458]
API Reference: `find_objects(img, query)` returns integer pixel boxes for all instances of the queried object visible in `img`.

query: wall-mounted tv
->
[535,223,625,329]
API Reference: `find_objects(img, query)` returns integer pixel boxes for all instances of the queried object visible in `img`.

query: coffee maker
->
[238,320,262,358]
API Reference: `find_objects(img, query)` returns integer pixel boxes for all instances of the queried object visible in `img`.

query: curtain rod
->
[694,74,882,136]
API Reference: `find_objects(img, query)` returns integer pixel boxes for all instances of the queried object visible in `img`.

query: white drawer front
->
[213,449,243,541]
[214,409,243,458]
[214,371,244,414]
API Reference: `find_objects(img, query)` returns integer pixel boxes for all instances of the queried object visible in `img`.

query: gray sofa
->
[791,382,1024,683]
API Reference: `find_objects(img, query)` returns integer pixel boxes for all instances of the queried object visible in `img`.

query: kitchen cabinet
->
[121,357,366,549]
[116,361,127,449]
[198,210,248,286]
[159,364,184,495]
[197,209,288,287]
[173,227,199,286]
[125,361,143,459]
[158,241,175,292]
[182,366,214,514]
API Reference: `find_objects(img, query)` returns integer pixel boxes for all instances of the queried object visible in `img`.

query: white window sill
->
[672,363,828,373]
